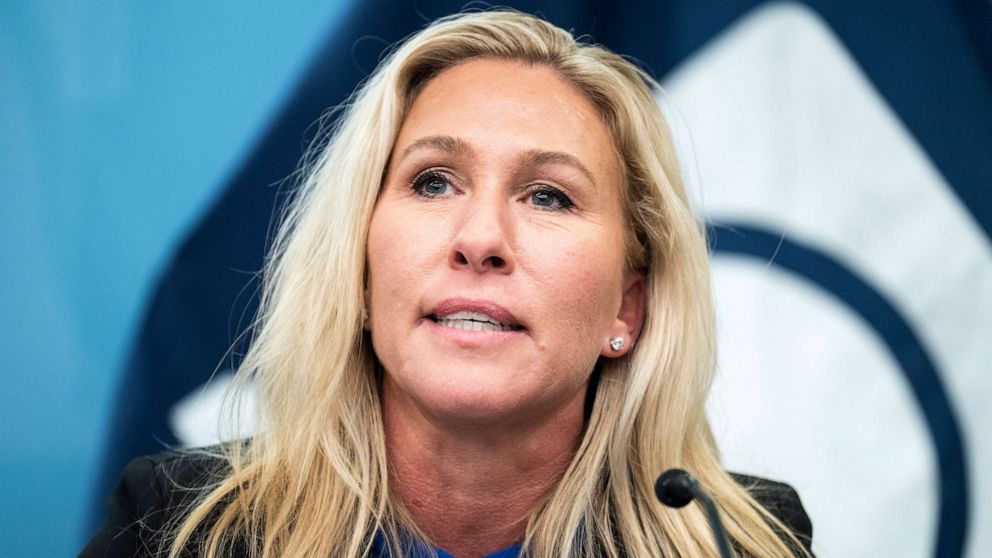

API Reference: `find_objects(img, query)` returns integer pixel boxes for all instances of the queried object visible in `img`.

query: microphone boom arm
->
[655,469,736,558]
[690,482,735,558]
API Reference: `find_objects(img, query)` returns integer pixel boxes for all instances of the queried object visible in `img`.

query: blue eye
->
[529,186,573,211]
[411,171,452,198]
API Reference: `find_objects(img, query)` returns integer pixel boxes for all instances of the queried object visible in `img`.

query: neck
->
[382,379,586,558]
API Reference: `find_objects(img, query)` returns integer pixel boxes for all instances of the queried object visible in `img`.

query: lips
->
[426,298,525,332]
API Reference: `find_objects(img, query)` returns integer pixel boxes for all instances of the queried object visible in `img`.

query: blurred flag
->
[93,1,991,556]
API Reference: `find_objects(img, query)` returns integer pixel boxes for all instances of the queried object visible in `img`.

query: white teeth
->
[436,318,512,332]
[434,312,516,332]
[433,310,520,332]
[441,311,500,323]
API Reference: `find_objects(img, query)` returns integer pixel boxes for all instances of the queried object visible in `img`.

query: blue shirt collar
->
[371,531,522,557]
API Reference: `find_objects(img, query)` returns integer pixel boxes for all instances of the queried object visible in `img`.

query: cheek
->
[367,210,417,373]
[526,235,624,339]
[367,211,410,328]
[366,206,447,323]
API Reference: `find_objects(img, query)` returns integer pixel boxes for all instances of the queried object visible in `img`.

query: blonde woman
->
[84,10,813,558]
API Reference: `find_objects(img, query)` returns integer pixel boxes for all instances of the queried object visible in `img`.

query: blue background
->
[0,2,351,555]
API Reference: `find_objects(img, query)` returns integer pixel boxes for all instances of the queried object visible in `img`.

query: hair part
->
[166,10,811,558]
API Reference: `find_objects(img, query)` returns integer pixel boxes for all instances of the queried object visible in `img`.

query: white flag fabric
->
[662,4,990,556]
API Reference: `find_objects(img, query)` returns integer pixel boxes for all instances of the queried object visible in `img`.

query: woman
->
[84,10,813,558]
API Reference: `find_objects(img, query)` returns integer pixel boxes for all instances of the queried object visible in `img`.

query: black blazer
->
[81,450,814,557]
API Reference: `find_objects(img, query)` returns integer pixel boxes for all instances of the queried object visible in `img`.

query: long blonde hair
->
[167,10,810,557]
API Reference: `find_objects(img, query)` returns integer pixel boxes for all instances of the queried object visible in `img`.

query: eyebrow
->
[400,135,473,159]
[399,134,596,186]
[522,149,596,186]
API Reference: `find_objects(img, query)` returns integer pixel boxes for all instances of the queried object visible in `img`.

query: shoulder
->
[131,448,231,495]
[731,473,814,554]
[114,448,230,521]
[80,448,231,558]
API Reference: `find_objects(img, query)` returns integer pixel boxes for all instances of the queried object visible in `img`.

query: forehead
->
[394,58,621,183]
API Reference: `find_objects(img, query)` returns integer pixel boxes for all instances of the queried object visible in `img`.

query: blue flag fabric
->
[92,1,992,556]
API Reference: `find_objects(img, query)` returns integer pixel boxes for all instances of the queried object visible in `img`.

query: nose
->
[448,193,515,274]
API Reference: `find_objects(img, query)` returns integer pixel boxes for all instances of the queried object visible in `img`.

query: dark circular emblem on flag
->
[710,221,969,558]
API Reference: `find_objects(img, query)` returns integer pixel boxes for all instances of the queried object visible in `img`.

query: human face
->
[366,58,644,428]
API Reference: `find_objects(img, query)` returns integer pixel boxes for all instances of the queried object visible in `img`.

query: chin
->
[379,343,593,429]
[413,370,529,424]
[406,371,587,432]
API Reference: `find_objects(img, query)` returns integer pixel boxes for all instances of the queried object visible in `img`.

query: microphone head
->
[655,468,697,508]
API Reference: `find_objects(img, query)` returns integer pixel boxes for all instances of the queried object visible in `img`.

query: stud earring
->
[609,337,624,352]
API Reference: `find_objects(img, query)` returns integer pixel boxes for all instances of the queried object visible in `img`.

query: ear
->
[601,272,646,358]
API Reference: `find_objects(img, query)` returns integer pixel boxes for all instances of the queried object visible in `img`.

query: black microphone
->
[655,469,735,558]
